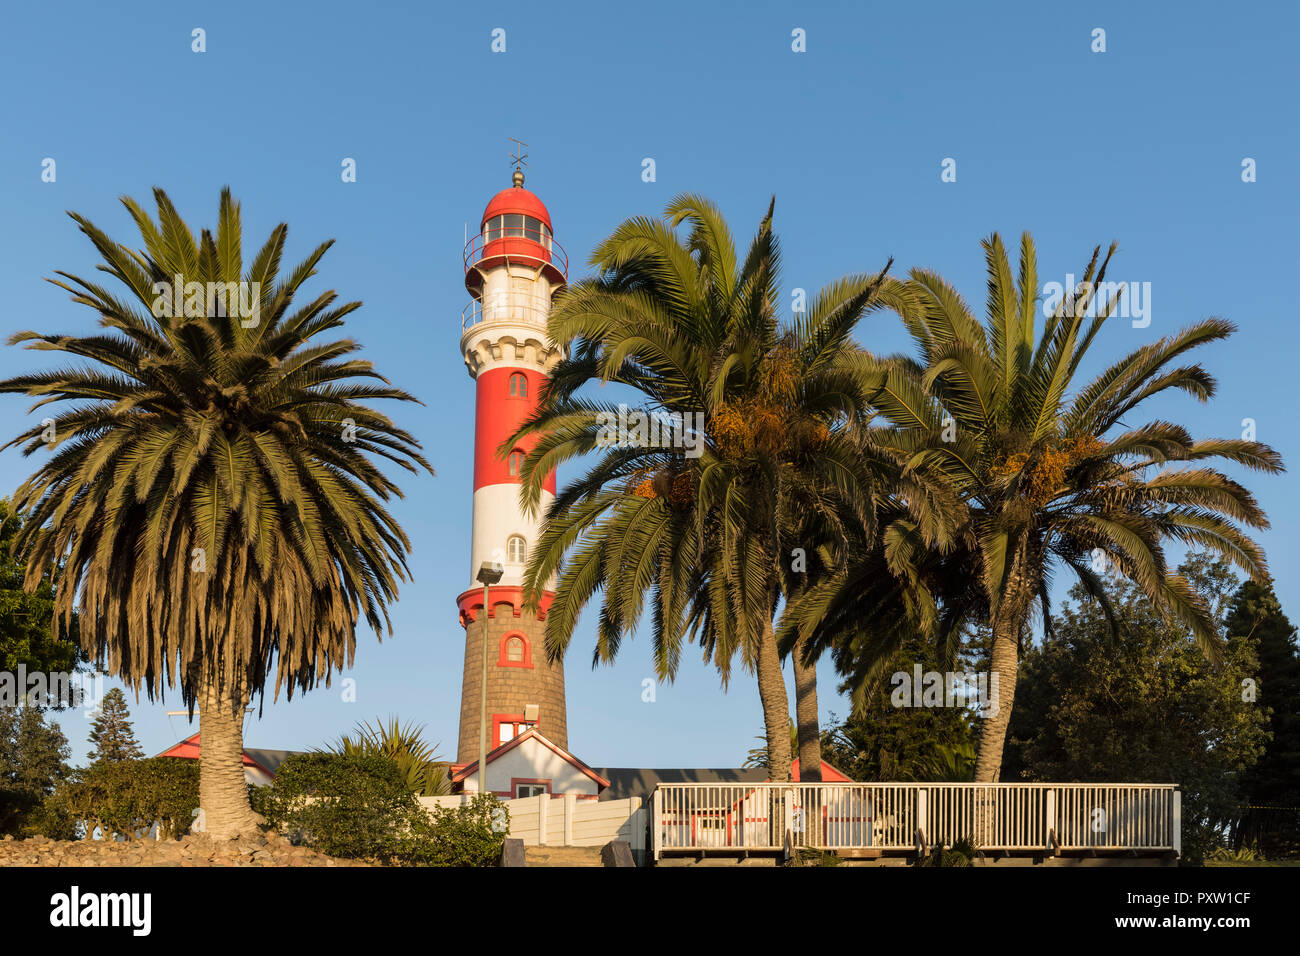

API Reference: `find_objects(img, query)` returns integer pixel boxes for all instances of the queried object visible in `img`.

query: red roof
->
[481,185,552,229]
[789,758,851,782]
[154,732,274,776]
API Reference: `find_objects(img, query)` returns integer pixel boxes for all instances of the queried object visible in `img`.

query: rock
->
[600,840,636,867]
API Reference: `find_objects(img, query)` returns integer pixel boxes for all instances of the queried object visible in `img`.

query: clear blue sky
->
[1,0,1295,767]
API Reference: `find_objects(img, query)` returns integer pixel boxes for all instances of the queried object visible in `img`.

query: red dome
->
[481,185,552,230]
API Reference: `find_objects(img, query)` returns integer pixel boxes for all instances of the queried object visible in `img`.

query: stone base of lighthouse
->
[455,587,567,763]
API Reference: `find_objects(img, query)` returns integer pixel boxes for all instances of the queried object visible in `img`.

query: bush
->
[253,752,507,865]
[0,786,42,837]
[405,795,509,867]
[42,758,199,840]
[920,836,978,867]
[253,752,417,861]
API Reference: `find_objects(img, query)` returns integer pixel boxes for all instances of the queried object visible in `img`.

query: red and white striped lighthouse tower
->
[454,167,568,763]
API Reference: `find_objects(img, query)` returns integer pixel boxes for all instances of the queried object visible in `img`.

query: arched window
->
[508,451,523,477]
[507,535,526,564]
[497,632,532,668]
[509,373,528,398]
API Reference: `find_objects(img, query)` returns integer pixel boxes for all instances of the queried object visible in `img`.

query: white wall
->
[419,793,646,862]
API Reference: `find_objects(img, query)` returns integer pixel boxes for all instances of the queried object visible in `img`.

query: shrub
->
[0,786,41,836]
[253,752,415,860]
[326,717,451,796]
[404,795,509,867]
[41,758,199,840]
[253,752,507,865]
[920,836,978,867]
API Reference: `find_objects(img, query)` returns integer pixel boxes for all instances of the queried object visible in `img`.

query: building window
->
[508,451,523,476]
[509,372,528,398]
[507,534,526,564]
[498,631,532,668]
[493,713,538,744]
[516,783,548,798]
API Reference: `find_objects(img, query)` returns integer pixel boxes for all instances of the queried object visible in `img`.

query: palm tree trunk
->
[755,619,793,783]
[199,681,261,839]
[792,635,822,782]
[972,609,1022,783]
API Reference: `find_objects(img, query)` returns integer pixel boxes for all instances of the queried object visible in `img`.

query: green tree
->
[819,628,978,782]
[1226,577,1300,857]
[0,188,432,838]
[1005,553,1268,864]
[0,499,84,688]
[0,706,71,834]
[791,234,1282,781]
[87,687,144,762]
[510,196,925,781]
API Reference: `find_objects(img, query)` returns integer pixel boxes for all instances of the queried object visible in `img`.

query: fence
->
[651,783,1180,860]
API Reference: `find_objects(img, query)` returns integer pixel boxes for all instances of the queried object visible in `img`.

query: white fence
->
[652,783,1180,860]
[419,794,646,860]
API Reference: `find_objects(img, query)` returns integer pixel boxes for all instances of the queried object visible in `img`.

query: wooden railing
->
[650,783,1180,860]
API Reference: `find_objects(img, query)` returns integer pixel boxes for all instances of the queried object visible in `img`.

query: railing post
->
[783,788,793,856]
[915,788,928,856]
[652,788,662,862]
[1172,790,1181,857]
[1045,789,1056,855]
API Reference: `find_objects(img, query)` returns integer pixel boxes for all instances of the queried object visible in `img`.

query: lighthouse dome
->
[481,175,553,231]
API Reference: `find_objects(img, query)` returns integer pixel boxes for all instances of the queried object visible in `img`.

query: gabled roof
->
[451,728,611,790]
[154,732,298,777]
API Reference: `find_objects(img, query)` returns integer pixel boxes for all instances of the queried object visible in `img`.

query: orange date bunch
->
[989,434,1104,506]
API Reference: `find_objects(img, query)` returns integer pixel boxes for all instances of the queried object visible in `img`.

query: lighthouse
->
[454,168,568,764]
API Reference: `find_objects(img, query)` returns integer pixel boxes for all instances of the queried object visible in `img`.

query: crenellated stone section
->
[460,327,564,378]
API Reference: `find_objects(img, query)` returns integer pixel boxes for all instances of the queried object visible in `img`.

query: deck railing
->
[651,783,1180,860]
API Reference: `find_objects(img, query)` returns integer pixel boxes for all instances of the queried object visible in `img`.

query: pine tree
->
[87,687,143,763]
[1227,579,1300,858]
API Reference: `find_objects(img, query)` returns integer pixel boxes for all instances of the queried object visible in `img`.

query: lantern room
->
[463,169,568,303]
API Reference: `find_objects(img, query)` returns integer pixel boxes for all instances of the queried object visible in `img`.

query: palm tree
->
[792,233,1283,781]
[327,716,450,796]
[742,719,799,771]
[0,188,432,837]
[508,195,917,781]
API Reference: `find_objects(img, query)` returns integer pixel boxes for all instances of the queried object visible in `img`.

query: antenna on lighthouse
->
[508,137,529,186]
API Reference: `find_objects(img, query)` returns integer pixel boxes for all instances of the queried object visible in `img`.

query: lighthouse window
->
[505,636,525,662]
[509,373,527,397]
[508,451,523,476]
[507,535,526,564]
[484,215,550,246]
